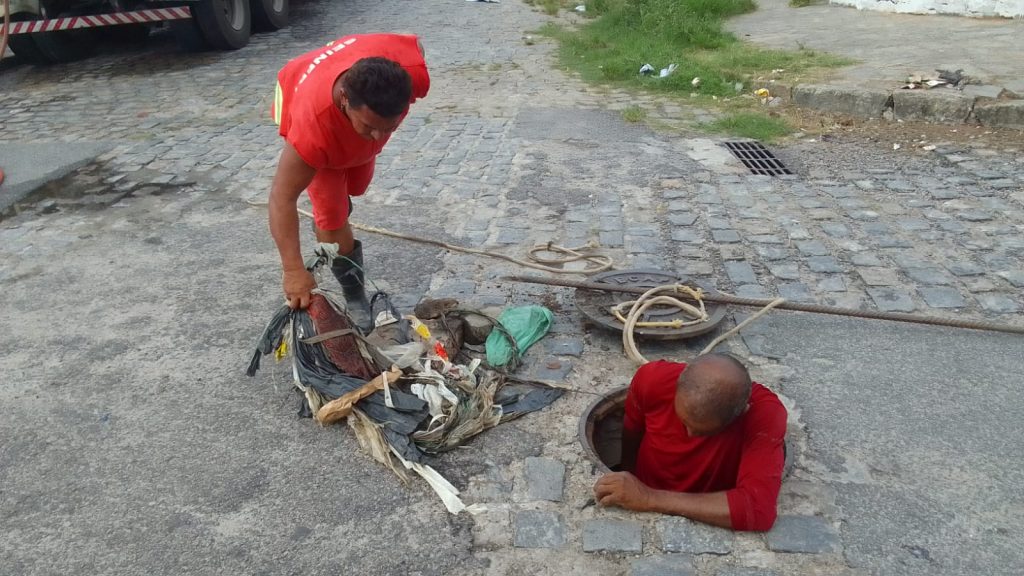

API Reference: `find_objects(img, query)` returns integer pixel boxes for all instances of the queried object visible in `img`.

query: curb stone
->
[785,82,1024,128]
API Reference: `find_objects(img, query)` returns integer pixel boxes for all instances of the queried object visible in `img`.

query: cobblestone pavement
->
[2,1,1023,575]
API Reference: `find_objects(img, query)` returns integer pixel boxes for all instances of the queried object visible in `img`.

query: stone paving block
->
[708,217,731,230]
[546,338,584,357]
[905,268,953,286]
[765,515,842,554]
[524,457,565,502]
[938,220,967,233]
[715,569,781,576]
[778,283,814,302]
[796,241,829,256]
[892,90,973,123]
[725,262,758,285]
[582,518,643,553]
[679,261,714,276]
[672,229,702,243]
[997,271,1024,288]
[791,84,891,118]
[957,210,994,222]
[669,213,699,226]
[848,210,880,221]
[531,357,573,382]
[600,230,625,247]
[818,276,847,292]
[821,223,850,238]
[869,234,911,248]
[736,284,769,299]
[919,287,967,308]
[656,517,733,555]
[473,509,510,549]
[630,554,696,576]
[514,511,566,549]
[756,247,790,261]
[947,262,984,277]
[851,253,884,267]
[496,228,528,244]
[867,288,916,312]
[712,230,742,243]
[857,268,898,286]
[976,294,1020,314]
[748,235,784,245]
[768,263,800,281]
[807,256,843,273]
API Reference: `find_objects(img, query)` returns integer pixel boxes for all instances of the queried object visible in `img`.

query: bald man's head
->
[673,353,752,436]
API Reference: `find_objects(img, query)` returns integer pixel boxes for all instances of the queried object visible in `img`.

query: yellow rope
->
[247,200,614,275]
[618,284,785,365]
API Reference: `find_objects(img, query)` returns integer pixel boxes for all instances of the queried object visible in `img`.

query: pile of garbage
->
[902,68,970,90]
[246,247,562,513]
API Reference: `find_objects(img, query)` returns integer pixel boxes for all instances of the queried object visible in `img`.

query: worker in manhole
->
[267,34,430,317]
[593,353,787,531]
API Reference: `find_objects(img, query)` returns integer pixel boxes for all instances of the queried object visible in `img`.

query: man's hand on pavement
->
[283,268,317,309]
[593,471,655,512]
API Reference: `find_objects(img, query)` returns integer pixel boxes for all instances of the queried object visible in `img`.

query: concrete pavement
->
[1,0,1023,574]
[728,0,1024,126]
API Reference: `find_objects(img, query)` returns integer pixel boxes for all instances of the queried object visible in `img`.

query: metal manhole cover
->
[723,140,793,176]
[573,269,727,341]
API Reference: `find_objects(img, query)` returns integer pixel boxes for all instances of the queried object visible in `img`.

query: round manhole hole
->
[579,386,628,474]
[573,269,727,341]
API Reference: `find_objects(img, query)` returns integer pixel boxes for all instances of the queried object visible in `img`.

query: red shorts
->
[307,160,375,231]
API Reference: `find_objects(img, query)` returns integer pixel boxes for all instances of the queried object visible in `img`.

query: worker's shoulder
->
[631,360,685,395]
[746,383,787,430]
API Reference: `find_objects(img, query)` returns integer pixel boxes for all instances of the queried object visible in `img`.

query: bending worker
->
[268,33,430,312]
[594,353,788,531]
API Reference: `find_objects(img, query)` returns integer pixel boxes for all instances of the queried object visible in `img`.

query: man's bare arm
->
[593,472,733,530]
[268,143,317,308]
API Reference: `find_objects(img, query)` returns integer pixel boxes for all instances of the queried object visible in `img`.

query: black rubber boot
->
[331,240,372,331]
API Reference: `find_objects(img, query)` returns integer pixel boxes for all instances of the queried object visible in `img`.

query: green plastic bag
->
[485,305,554,368]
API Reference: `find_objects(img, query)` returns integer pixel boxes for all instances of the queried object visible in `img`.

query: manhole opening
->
[579,387,628,473]
[723,140,793,176]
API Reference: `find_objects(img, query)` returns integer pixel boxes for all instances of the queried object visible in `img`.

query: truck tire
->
[7,14,50,64]
[192,0,251,50]
[251,0,287,31]
[10,8,98,64]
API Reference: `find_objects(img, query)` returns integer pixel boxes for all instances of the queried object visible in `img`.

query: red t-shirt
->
[624,360,787,531]
[273,33,430,169]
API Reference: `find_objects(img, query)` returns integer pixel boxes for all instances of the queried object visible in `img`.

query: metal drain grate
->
[723,141,793,176]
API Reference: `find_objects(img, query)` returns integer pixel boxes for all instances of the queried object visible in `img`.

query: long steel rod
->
[501,274,1024,335]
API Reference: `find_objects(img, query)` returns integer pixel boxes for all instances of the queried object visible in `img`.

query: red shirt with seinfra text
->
[272,33,430,170]
[623,360,787,531]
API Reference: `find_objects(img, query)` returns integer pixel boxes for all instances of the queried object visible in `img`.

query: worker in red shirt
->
[594,354,787,531]
[268,34,430,314]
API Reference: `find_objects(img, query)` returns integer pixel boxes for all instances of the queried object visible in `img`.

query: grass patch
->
[525,0,567,15]
[621,105,647,122]
[702,112,792,141]
[542,0,850,98]
[789,0,816,6]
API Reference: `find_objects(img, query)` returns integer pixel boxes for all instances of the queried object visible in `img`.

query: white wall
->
[830,0,1024,17]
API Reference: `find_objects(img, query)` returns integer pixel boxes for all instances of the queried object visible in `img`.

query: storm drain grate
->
[723,141,793,176]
